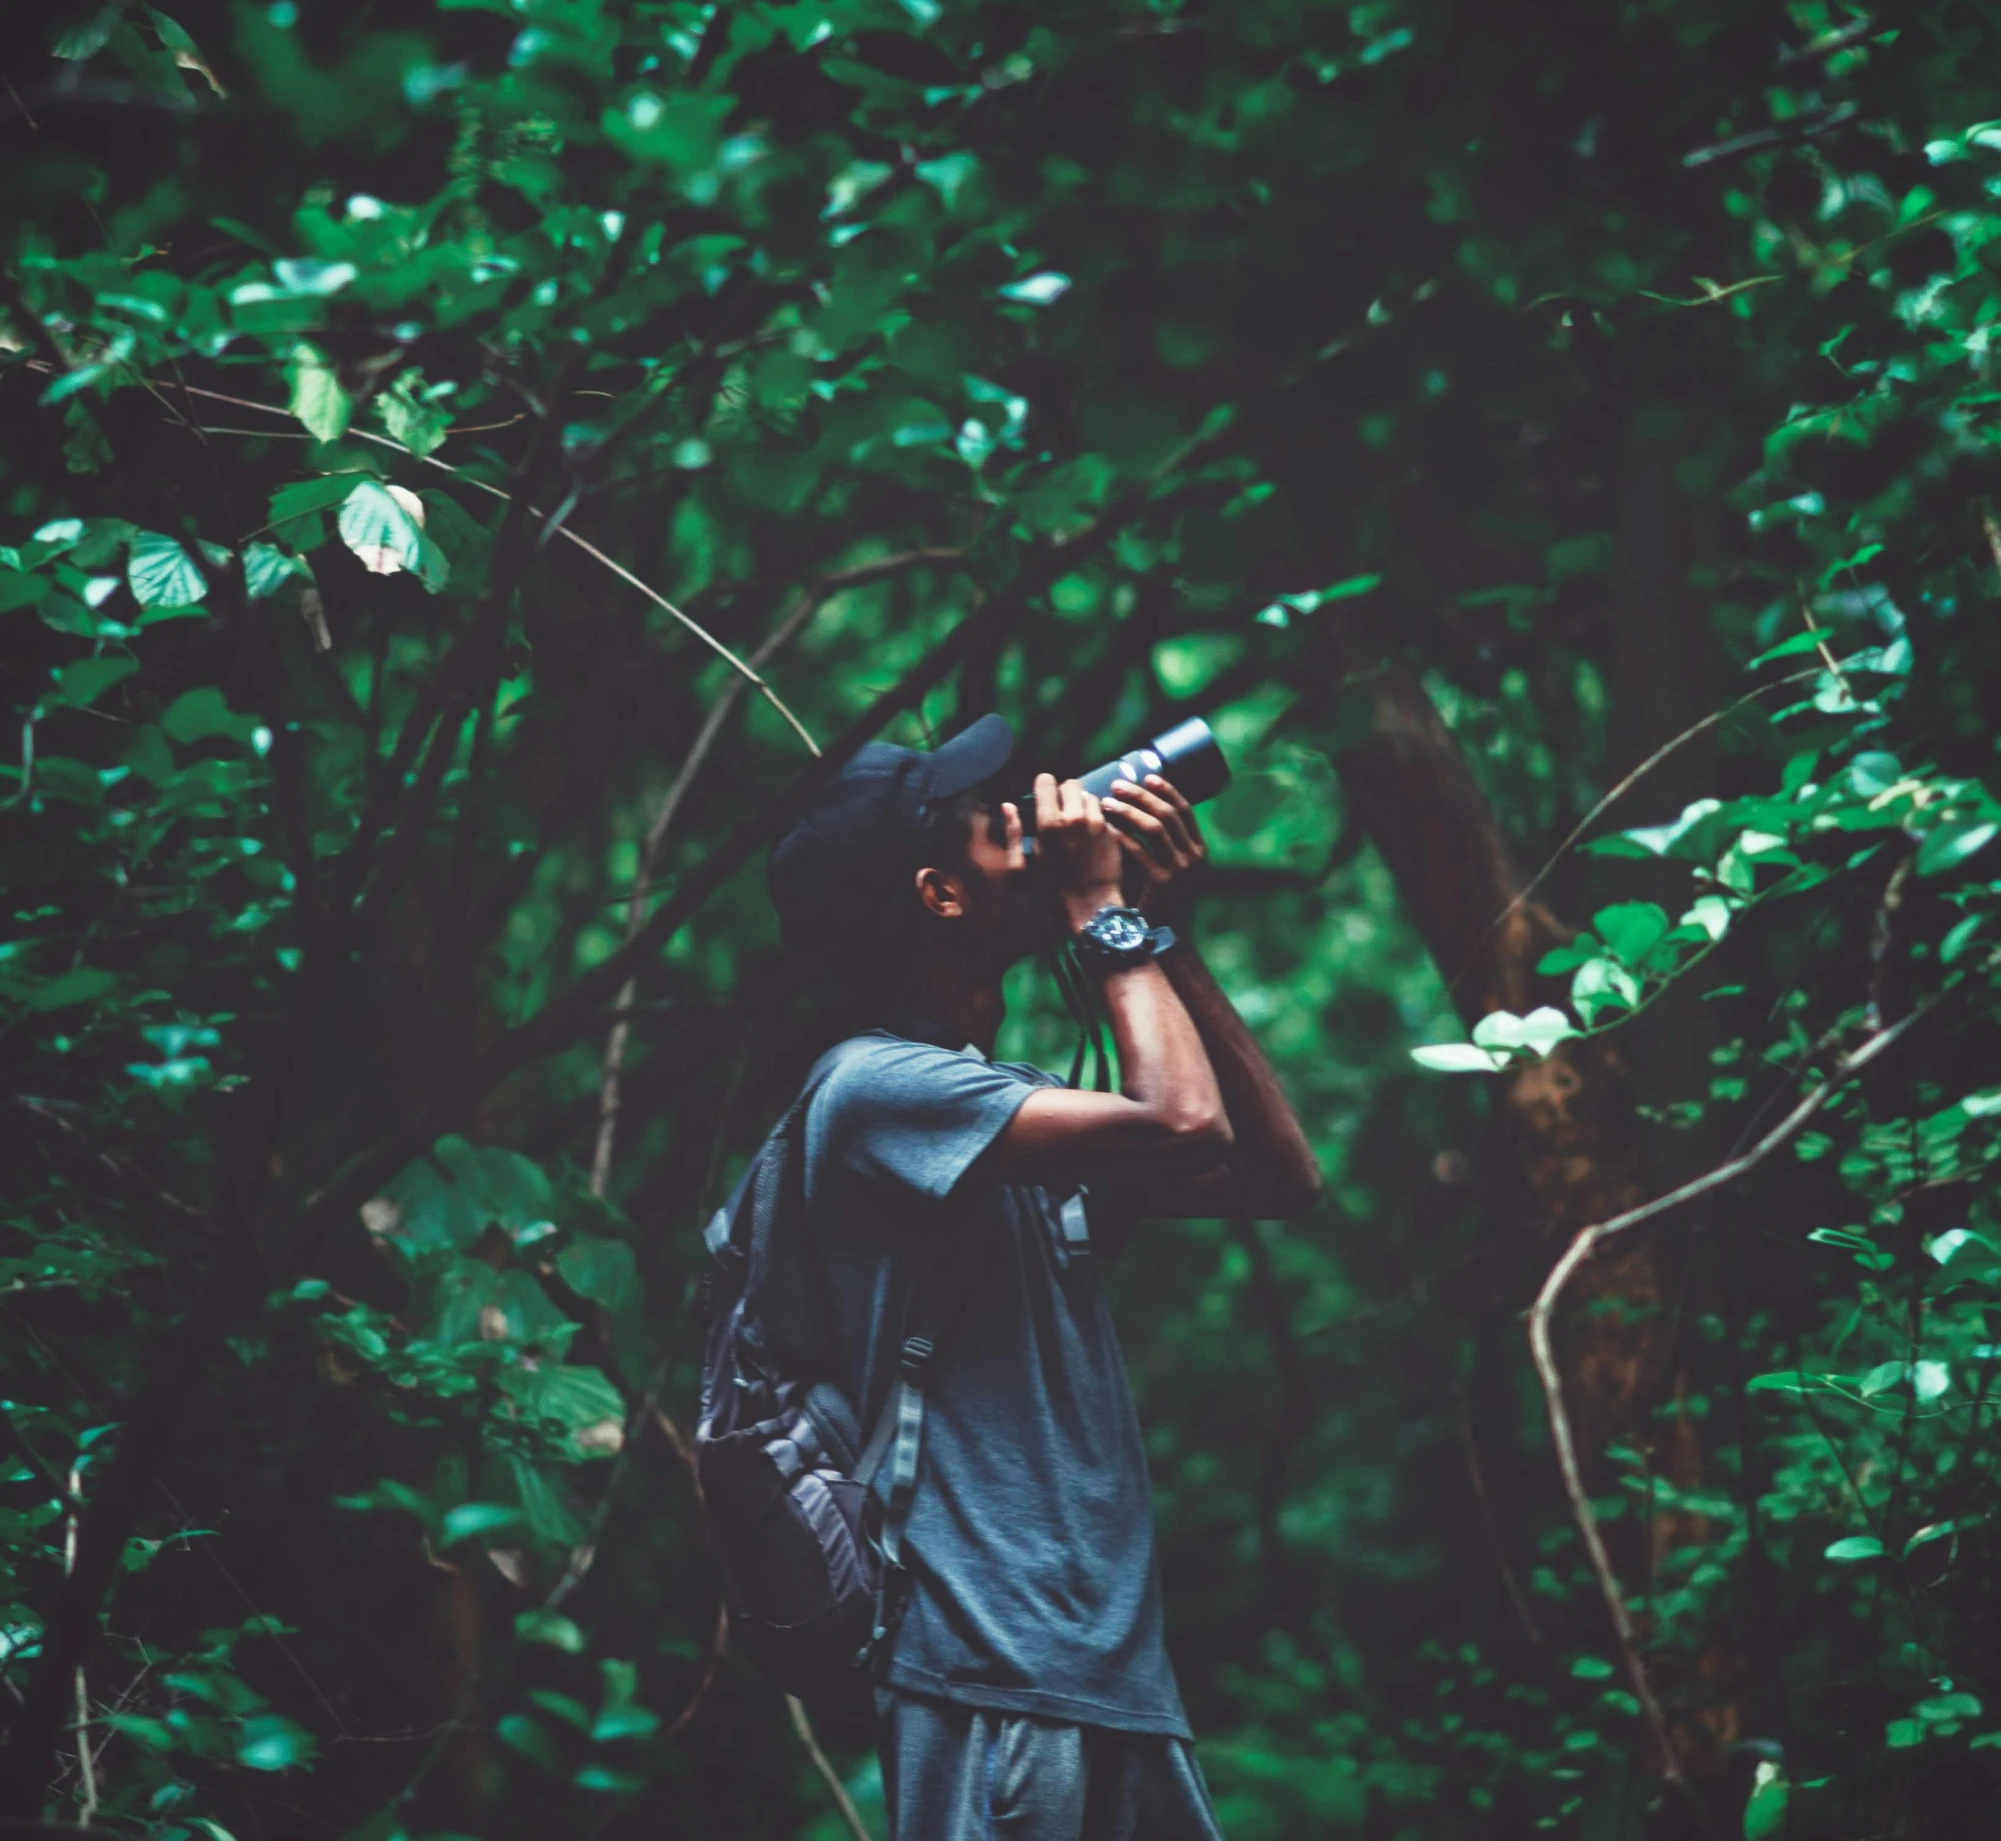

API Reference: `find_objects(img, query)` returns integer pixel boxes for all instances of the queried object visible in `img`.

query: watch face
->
[1094,909,1148,953]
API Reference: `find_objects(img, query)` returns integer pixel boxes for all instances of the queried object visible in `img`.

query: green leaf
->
[1916,820,1998,878]
[378,373,452,457]
[288,344,352,442]
[1742,1762,1788,1841]
[1569,1655,1615,1679]
[48,655,138,710]
[1941,914,1984,964]
[1904,1521,1958,1557]
[1537,937,1599,975]
[495,1712,560,1771]
[0,567,47,612]
[269,474,364,541]
[999,272,1072,305]
[440,1502,525,1546]
[1410,1043,1508,1074]
[162,687,260,747]
[515,1609,585,1653]
[1591,901,1672,967]
[1571,956,1642,1025]
[243,543,312,599]
[591,1656,660,1741]
[1824,1535,1885,1562]
[574,1764,647,1794]
[51,11,120,57]
[274,258,357,296]
[338,480,439,584]
[235,1712,316,1771]
[527,1689,594,1731]
[1470,1006,1578,1059]
[17,967,117,1012]
[127,530,208,608]
[1745,1371,1841,1394]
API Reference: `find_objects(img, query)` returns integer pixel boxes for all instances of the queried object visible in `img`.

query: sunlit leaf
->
[127,530,208,607]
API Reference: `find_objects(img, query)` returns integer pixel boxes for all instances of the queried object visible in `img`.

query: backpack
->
[692,1041,982,1738]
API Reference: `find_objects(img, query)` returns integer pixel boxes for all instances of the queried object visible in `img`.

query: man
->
[765,714,1319,1839]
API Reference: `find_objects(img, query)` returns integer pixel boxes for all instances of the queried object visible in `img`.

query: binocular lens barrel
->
[1018,717,1230,846]
[1075,717,1230,809]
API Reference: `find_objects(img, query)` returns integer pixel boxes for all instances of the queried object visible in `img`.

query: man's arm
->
[1099,774,1321,1219]
[980,775,1236,1191]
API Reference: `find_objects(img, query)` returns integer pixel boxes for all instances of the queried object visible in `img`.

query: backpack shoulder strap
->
[851,1227,992,1669]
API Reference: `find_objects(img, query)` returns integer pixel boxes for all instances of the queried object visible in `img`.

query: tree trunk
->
[1316,616,1737,1778]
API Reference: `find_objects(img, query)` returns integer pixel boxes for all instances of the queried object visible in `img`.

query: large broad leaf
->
[376,1136,555,1257]
[162,687,260,747]
[555,1235,648,1385]
[288,344,351,442]
[48,655,138,710]
[500,1364,626,1459]
[268,473,365,550]
[127,530,208,607]
[338,481,448,589]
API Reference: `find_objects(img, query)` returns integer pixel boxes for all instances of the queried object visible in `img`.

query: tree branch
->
[1527,1000,1935,1790]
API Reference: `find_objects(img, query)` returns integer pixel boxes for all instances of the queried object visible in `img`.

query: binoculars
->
[1017,717,1230,850]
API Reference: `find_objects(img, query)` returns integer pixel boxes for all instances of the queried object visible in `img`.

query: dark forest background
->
[4,1,2001,1837]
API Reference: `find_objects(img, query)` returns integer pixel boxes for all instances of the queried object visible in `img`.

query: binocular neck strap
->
[1046,943,1113,1093]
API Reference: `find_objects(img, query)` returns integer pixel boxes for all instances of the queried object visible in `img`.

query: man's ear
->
[913,863,966,921]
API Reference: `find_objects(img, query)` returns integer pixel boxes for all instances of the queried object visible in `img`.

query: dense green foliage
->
[4,1,2001,1837]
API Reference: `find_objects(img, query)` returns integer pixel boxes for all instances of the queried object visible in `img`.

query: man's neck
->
[893,955,1005,1057]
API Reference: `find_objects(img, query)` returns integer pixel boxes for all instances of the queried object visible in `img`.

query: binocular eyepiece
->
[1016,717,1230,849]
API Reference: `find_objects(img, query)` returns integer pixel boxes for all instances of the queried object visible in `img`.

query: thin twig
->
[589,547,960,1192]
[62,1463,96,1828]
[150,380,823,757]
[787,1695,873,1841]
[1448,668,1819,997]
[1527,1000,1933,1788]
[9,1095,205,1218]
[1797,588,1853,703]
[2,720,33,812]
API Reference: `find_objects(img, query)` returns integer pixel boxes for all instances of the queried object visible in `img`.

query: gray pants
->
[876,1690,1226,1841]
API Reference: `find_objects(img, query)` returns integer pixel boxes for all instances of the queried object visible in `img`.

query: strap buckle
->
[900,1334,935,1379]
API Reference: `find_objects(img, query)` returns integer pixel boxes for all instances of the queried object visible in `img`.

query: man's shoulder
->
[812,1030,1055,1093]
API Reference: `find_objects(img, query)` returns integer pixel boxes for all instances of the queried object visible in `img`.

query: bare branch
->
[1527,1000,1934,1787]
[788,1695,874,1841]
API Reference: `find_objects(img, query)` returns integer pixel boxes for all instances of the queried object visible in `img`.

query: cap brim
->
[922,713,1015,801]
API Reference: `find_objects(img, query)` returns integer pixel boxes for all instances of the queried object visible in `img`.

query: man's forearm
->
[1159,936,1320,1210]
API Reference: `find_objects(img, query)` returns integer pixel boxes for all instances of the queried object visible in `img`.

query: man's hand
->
[1102,774,1208,927]
[1032,773,1126,930]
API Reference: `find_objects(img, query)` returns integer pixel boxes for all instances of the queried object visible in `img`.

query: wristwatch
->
[1071,904,1176,977]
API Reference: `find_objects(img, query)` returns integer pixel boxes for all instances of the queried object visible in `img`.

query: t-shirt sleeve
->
[813,1040,1035,1202]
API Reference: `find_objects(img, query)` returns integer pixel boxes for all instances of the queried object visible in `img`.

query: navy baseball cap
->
[768,714,1016,949]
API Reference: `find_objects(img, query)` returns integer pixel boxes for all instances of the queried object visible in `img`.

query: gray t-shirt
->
[793,1028,1189,1736]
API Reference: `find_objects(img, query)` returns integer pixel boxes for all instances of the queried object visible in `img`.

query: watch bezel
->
[1072,904,1161,973]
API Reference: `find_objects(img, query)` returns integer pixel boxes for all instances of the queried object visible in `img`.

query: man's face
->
[917,799,1053,966]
